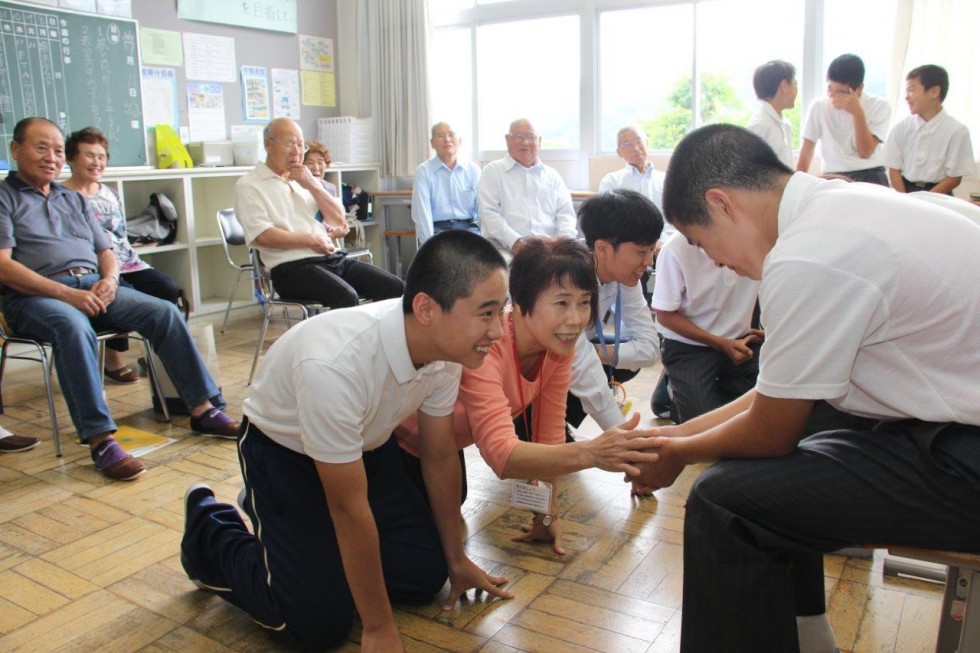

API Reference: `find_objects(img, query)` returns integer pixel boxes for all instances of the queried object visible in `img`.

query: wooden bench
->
[885,547,980,652]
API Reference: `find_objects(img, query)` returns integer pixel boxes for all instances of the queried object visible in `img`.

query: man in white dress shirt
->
[412,122,482,243]
[479,118,576,258]
[746,60,797,168]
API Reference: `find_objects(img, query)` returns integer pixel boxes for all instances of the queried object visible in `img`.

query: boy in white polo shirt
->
[885,64,975,195]
[651,233,762,423]
[746,59,798,168]
[181,231,515,650]
[797,53,892,185]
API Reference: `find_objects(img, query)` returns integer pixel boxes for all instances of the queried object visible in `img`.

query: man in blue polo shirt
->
[0,117,240,481]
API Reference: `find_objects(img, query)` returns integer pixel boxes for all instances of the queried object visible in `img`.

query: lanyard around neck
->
[509,312,538,443]
[592,284,622,370]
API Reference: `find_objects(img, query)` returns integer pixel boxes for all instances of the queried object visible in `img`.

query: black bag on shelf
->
[127,192,178,245]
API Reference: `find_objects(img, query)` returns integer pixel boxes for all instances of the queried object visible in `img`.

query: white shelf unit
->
[92,164,383,319]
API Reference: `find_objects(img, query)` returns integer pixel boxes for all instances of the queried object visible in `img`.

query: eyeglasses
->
[508,132,540,144]
[617,138,646,150]
[272,139,309,153]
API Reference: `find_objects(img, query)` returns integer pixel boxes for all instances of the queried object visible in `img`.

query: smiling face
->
[505,119,540,168]
[904,77,941,118]
[520,279,593,357]
[594,239,656,287]
[10,120,65,191]
[67,141,108,185]
[429,268,509,369]
[304,151,327,178]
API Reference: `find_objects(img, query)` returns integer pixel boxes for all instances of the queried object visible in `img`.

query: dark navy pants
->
[181,419,448,649]
[681,419,980,652]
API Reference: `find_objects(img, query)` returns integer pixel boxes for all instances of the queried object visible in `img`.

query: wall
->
[132,0,338,142]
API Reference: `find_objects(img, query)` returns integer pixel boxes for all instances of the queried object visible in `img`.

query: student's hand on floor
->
[630,481,656,497]
[587,413,662,475]
[361,622,405,653]
[443,557,513,610]
[512,517,566,555]
[62,287,108,317]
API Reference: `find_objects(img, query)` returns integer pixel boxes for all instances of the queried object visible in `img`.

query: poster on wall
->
[271,68,301,119]
[241,66,270,122]
[140,28,183,67]
[183,32,236,82]
[300,71,335,107]
[299,35,333,72]
[141,67,179,131]
[177,0,297,34]
[186,81,227,142]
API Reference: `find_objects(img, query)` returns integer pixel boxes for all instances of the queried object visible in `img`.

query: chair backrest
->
[217,208,250,269]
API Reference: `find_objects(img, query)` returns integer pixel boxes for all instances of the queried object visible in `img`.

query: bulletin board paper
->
[183,32,236,82]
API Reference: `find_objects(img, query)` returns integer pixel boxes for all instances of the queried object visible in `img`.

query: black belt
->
[901,176,942,193]
[435,218,476,224]
[48,266,96,278]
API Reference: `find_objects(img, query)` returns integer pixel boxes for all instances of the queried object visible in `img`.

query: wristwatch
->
[537,512,558,526]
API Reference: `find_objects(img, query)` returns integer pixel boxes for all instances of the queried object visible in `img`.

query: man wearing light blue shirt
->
[412,122,482,243]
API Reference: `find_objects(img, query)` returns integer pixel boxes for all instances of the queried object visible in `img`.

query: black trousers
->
[662,338,760,423]
[271,254,404,309]
[681,418,980,652]
[836,166,889,186]
[181,420,448,649]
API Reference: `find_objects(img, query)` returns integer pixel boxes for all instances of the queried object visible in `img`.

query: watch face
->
[542,515,553,526]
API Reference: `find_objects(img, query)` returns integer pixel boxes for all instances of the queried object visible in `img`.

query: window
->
[822,0,897,98]
[476,16,580,150]
[697,0,804,147]
[598,5,693,151]
[429,27,474,147]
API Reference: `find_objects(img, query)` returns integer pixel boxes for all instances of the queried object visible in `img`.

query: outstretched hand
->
[443,557,513,611]
[586,412,664,476]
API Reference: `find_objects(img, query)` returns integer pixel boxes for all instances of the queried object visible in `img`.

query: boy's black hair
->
[753,60,796,100]
[907,64,949,101]
[827,54,865,90]
[579,188,663,249]
[402,231,506,313]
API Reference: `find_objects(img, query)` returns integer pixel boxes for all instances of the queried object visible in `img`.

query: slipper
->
[104,366,140,384]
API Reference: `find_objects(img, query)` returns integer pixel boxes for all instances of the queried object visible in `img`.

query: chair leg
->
[38,346,62,457]
[248,308,274,385]
[141,340,171,422]
[221,269,245,334]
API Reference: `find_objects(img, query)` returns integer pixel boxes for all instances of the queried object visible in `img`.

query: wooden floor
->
[0,312,945,652]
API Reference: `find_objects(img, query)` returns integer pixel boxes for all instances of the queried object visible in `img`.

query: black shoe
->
[564,424,576,443]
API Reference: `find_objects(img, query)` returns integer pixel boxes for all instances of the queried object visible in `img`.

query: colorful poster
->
[241,65,270,122]
[186,81,226,142]
[299,35,333,72]
[271,67,301,119]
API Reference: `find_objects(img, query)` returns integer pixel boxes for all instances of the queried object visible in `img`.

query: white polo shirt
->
[244,299,462,463]
[235,161,344,270]
[757,172,980,425]
[801,93,892,173]
[883,110,975,183]
[569,277,659,429]
[652,233,760,346]
[746,101,795,168]
[478,154,577,250]
[598,163,676,241]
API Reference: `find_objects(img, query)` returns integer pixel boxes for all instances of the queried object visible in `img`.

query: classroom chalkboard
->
[0,0,145,168]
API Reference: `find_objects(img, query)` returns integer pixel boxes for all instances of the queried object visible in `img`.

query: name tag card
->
[510,480,553,513]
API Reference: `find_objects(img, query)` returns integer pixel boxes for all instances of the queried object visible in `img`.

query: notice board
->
[0,0,146,168]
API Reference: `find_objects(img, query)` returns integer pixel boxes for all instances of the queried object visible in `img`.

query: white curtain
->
[891,0,979,169]
[359,0,431,178]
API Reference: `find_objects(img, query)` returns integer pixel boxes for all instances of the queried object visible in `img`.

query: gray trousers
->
[681,418,980,652]
[662,338,760,423]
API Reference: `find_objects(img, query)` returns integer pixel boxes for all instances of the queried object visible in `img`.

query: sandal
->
[104,365,140,384]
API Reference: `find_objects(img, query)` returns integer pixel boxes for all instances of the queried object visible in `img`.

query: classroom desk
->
[371,189,414,276]
[371,188,597,276]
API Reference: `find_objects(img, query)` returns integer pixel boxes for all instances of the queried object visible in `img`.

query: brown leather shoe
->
[91,438,145,481]
[104,366,140,384]
[0,434,41,453]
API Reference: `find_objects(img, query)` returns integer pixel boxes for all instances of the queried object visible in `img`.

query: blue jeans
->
[3,273,223,442]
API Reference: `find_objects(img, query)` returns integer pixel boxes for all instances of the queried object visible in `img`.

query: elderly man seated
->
[0,117,240,481]
[478,118,576,259]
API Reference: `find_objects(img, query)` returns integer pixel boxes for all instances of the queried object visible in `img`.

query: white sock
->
[796,614,837,653]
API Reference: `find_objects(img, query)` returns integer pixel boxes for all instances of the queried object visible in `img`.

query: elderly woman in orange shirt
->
[396,237,656,554]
